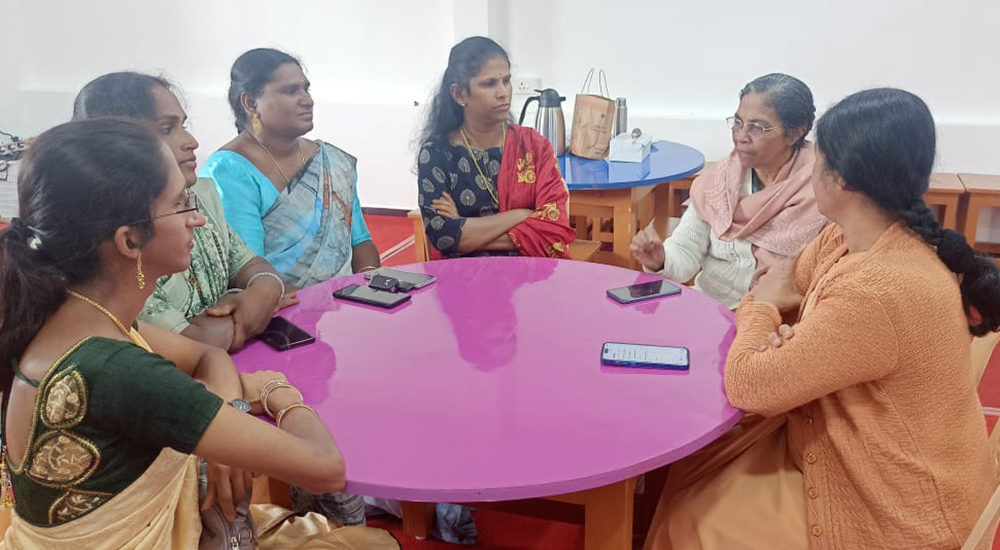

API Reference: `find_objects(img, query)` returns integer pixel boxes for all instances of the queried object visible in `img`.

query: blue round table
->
[558,141,705,267]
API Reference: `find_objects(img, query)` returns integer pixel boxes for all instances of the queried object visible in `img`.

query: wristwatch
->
[229,398,252,413]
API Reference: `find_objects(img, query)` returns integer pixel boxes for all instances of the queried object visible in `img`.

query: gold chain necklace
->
[66,290,141,347]
[460,123,506,205]
[255,137,306,185]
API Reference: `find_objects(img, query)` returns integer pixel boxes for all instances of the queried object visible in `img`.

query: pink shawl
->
[689,142,827,282]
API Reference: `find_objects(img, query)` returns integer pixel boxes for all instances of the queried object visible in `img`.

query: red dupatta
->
[498,124,576,258]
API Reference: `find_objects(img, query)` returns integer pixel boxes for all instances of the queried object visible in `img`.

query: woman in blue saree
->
[202,48,380,288]
[201,47,376,525]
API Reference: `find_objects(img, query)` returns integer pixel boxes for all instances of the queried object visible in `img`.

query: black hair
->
[0,118,171,394]
[420,36,510,143]
[227,48,302,133]
[739,73,815,149]
[816,88,1000,336]
[72,72,175,121]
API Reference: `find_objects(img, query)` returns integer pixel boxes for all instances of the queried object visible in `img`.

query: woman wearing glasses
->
[73,73,297,353]
[631,73,827,308]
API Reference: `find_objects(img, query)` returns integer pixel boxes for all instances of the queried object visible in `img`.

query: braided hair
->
[816,88,999,336]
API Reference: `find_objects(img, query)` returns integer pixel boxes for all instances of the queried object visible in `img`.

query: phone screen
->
[333,283,411,309]
[602,342,690,370]
[261,316,315,351]
[606,280,682,304]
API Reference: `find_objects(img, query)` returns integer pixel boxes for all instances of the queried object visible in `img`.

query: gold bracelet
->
[260,380,302,418]
[258,379,291,412]
[275,402,317,428]
[357,265,379,273]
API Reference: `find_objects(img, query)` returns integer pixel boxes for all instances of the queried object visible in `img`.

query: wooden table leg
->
[401,501,435,540]
[583,477,638,550]
[613,203,636,269]
[573,215,590,240]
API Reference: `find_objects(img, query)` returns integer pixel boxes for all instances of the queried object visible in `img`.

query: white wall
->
[504,0,1000,237]
[2,0,999,229]
[0,0,457,209]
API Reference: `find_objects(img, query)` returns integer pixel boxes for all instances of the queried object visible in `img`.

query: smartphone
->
[368,274,400,293]
[601,342,690,370]
[261,316,316,351]
[363,268,436,292]
[606,279,682,304]
[333,283,411,309]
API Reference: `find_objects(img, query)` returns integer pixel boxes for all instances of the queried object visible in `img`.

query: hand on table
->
[206,284,284,351]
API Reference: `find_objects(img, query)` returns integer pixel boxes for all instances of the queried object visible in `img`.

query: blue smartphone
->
[606,280,681,304]
[601,342,690,370]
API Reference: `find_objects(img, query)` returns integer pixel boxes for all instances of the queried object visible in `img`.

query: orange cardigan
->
[726,222,997,548]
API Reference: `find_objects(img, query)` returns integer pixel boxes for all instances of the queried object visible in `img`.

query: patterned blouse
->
[417,139,519,258]
[6,338,222,526]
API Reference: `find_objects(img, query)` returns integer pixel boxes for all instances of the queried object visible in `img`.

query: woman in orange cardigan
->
[645,88,1000,549]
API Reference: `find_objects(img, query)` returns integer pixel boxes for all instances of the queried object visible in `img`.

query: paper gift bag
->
[569,69,615,159]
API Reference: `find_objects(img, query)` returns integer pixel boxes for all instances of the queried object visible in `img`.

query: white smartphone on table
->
[601,342,690,370]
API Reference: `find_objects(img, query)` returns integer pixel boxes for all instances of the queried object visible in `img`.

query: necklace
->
[459,123,506,205]
[254,136,307,185]
[66,290,142,347]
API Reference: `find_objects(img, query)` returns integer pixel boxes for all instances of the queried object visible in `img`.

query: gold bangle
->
[258,379,290,415]
[260,380,302,418]
[275,402,317,428]
[357,265,379,273]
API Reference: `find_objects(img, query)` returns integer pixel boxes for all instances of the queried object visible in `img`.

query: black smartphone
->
[601,342,690,370]
[606,279,682,304]
[368,274,400,293]
[260,316,316,351]
[333,283,411,309]
[363,268,436,291]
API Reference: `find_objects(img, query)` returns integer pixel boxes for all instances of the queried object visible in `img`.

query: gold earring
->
[252,113,263,136]
[136,252,146,290]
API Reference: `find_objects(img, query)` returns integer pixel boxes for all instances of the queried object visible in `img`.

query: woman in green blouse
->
[0,119,395,548]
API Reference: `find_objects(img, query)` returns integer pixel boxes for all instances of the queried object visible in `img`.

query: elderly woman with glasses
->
[631,73,828,308]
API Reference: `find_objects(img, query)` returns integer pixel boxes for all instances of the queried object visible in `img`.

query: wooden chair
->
[408,209,602,263]
[958,173,1000,267]
[408,209,430,262]
[963,332,1000,550]
[925,173,966,230]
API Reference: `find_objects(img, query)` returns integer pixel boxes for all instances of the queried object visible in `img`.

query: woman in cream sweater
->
[631,73,827,309]
[645,88,1000,549]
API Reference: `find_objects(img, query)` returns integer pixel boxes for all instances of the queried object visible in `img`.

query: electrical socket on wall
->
[512,76,541,95]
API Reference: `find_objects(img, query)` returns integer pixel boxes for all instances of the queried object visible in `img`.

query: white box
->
[608,132,652,163]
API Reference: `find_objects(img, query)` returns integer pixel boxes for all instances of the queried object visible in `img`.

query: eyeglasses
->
[726,116,779,139]
[133,190,201,224]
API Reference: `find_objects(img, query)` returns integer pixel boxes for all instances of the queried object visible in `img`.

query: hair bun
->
[937,229,977,274]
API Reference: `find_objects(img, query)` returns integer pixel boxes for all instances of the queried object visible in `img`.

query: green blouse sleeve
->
[86,344,224,454]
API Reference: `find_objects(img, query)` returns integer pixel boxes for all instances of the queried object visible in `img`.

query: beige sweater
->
[726,222,998,549]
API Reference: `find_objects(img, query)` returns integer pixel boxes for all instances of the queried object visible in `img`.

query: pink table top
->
[232,257,740,502]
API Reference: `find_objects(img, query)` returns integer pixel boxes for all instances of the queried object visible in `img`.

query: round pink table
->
[232,256,740,548]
